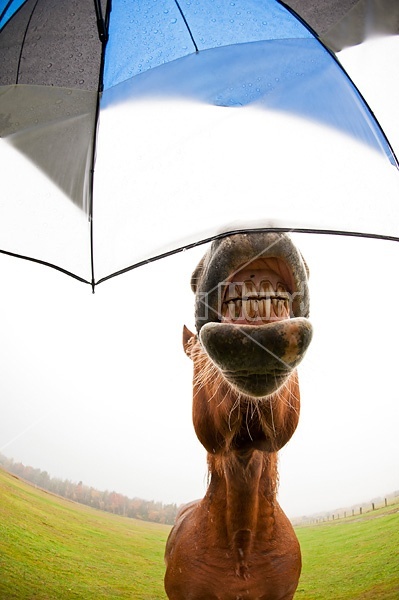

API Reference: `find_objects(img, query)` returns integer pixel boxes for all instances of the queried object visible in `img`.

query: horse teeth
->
[224,283,235,302]
[260,280,274,294]
[221,298,242,321]
[276,299,286,317]
[242,300,249,319]
[222,278,290,322]
[228,301,237,320]
[259,298,271,320]
[283,298,290,315]
[276,282,287,294]
[259,281,273,321]
[235,299,242,318]
[243,280,256,297]
[249,299,258,319]
[224,282,242,302]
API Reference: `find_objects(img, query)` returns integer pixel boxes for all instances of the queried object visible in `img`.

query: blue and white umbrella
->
[1,0,398,290]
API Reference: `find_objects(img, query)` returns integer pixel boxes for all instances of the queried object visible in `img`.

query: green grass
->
[295,505,399,599]
[0,468,170,599]
[1,467,398,599]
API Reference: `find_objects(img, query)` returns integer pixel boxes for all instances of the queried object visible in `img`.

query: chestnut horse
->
[164,232,312,600]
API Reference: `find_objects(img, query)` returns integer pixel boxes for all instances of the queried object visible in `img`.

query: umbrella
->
[1,0,399,291]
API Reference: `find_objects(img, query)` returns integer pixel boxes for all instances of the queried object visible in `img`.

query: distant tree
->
[0,453,178,524]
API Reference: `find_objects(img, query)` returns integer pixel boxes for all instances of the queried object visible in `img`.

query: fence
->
[293,493,399,526]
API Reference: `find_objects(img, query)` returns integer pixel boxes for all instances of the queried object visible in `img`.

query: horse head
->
[183,231,312,454]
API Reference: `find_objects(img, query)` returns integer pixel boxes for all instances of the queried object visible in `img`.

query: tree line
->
[0,453,179,525]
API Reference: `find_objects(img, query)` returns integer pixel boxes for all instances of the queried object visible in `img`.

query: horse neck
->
[190,347,300,575]
[191,347,301,456]
[208,447,278,526]
[205,449,278,577]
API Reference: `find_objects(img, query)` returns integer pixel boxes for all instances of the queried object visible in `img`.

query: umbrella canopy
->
[1,0,398,289]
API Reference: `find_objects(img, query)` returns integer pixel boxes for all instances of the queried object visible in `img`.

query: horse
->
[164,232,312,600]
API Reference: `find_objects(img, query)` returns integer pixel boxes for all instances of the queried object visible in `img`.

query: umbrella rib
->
[89,0,112,293]
[0,248,92,286]
[15,0,39,84]
[94,227,399,288]
[93,0,108,43]
[174,0,199,53]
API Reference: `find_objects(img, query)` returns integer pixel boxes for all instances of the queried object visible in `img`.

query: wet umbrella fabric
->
[1,0,398,288]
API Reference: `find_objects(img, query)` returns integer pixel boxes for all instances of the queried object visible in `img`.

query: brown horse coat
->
[165,233,312,600]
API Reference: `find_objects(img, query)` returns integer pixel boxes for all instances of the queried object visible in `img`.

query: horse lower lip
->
[199,319,313,395]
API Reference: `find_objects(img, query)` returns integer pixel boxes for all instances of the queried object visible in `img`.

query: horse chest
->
[165,499,301,600]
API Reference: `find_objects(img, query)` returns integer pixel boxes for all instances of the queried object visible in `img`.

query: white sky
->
[0,37,398,519]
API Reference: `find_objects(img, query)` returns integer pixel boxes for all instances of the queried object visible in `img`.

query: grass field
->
[296,505,399,599]
[0,468,170,599]
[1,467,398,599]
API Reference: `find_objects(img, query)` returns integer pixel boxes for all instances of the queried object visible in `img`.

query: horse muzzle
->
[200,318,312,397]
[192,232,313,397]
